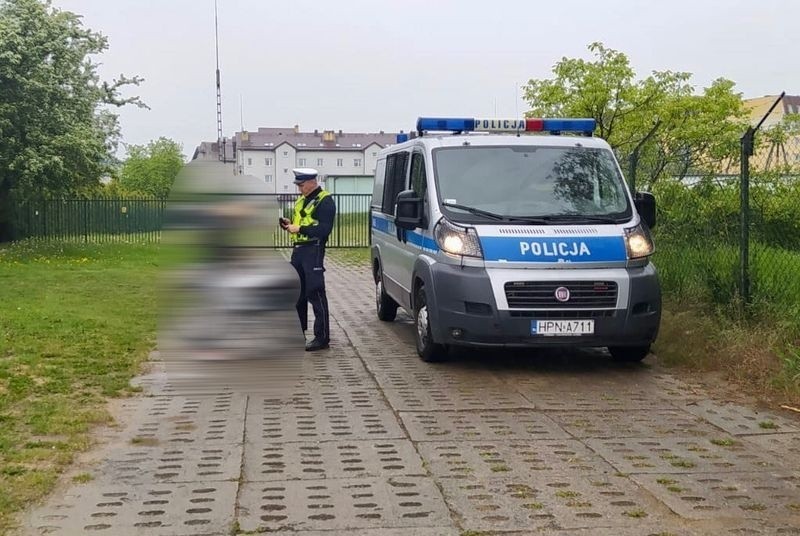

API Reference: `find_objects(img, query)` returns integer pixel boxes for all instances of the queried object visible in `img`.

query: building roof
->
[234,126,400,152]
[743,95,800,127]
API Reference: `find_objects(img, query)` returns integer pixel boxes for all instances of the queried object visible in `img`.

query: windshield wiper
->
[441,202,507,221]
[537,214,625,224]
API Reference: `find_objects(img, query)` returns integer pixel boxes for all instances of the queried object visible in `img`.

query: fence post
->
[738,92,785,305]
[628,150,638,193]
[739,127,754,304]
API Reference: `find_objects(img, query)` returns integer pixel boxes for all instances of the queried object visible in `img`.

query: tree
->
[0,0,145,240]
[116,138,184,198]
[523,42,747,187]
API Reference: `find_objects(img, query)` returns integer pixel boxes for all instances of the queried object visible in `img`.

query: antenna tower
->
[214,0,223,161]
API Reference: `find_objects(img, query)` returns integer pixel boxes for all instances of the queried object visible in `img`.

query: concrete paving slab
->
[539,526,697,536]
[586,436,785,475]
[517,387,676,411]
[741,433,800,470]
[631,471,800,521]
[92,444,242,484]
[381,386,533,411]
[246,410,406,442]
[417,439,616,478]
[26,481,237,536]
[370,367,507,389]
[288,529,459,536]
[549,408,721,439]
[439,474,672,532]
[237,477,450,532]
[125,398,246,447]
[683,400,800,436]
[242,439,425,481]
[246,389,391,414]
[400,410,570,441]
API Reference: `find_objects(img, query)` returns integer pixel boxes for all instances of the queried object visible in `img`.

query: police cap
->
[292,168,319,184]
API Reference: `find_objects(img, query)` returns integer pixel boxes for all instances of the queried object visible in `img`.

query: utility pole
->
[214,0,224,161]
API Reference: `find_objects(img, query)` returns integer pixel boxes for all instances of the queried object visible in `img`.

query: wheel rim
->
[416,305,429,347]
[375,279,382,311]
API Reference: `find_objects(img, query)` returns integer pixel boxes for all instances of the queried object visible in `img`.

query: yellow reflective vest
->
[291,190,331,244]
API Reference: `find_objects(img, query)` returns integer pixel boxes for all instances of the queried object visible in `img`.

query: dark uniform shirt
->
[298,187,335,245]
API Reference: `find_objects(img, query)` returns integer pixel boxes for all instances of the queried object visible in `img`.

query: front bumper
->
[427,262,661,348]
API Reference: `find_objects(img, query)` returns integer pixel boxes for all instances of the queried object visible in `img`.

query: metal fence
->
[652,93,800,318]
[10,194,373,248]
[11,198,166,243]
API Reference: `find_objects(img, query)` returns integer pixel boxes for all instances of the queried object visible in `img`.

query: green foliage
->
[0,0,145,239]
[116,138,184,198]
[523,42,748,186]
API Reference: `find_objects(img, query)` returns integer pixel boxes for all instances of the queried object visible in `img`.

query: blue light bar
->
[396,133,409,143]
[541,118,596,133]
[416,117,476,132]
[416,116,595,135]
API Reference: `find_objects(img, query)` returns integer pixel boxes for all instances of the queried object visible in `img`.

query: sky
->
[54,0,800,160]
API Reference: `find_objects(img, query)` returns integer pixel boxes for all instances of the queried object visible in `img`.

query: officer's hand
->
[287,224,300,233]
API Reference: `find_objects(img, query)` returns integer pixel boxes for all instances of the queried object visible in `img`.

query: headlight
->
[624,223,655,259]
[434,218,483,258]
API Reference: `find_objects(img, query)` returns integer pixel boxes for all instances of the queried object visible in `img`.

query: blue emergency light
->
[415,117,596,135]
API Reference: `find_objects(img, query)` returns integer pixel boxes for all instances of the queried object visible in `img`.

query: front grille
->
[504,281,618,309]
[508,310,617,319]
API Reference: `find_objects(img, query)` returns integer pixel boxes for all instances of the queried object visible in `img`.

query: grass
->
[653,296,800,407]
[0,240,160,534]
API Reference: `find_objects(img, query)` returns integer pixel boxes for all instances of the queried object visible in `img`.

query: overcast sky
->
[54,0,799,159]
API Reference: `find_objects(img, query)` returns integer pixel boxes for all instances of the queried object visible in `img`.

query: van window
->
[371,159,386,208]
[433,146,631,221]
[410,152,427,199]
[381,151,409,215]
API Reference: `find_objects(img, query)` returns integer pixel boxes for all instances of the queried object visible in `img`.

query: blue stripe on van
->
[371,214,439,252]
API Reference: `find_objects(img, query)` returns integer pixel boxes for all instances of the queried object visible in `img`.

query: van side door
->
[395,149,431,297]
[378,150,411,304]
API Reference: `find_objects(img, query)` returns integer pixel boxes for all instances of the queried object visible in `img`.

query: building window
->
[283,151,288,156]
[283,168,288,173]
[247,157,252,166]
[336,158,343,167]
[372,152,377,157]
[354,158,362,167]
[265,174,272,182]
[265,157,272,166]
[298,158,307,166]
[283,185,288,190]
[317,158,323,166]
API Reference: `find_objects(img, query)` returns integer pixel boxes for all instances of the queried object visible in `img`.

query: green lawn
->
[0,241,160,534]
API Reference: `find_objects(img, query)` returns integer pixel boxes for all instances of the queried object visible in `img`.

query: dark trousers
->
[290,243,330,343]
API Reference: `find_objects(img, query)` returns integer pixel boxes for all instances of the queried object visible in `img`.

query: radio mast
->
[214,0,224,161]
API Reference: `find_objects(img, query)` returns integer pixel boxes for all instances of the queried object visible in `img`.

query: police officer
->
[280,168,336,351]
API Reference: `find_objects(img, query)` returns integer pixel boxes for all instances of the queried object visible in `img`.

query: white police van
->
[370,117,660,362]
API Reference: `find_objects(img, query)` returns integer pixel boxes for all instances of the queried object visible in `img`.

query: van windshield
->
[433,145,631,223]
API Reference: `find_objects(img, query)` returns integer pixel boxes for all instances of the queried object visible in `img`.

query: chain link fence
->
[652,94,800,329]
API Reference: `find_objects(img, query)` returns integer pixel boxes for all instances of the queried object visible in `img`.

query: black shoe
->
[305,338,330,352]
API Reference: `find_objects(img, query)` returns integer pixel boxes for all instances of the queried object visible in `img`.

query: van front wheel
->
[609,345,651,362]
[414,286,447,362]
[375,269,398,322]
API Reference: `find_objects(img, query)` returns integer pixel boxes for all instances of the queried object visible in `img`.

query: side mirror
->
[634,191,656,229]
[395,189,423,230]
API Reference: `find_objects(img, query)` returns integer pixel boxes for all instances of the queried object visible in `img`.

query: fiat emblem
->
[554,286,570,302]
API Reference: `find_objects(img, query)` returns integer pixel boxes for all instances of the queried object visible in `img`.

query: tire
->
[609,345,651,363]
[375,268,398,322]
[414,285,447,362]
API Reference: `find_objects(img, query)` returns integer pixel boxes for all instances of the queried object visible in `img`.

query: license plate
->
[531,319,594,336]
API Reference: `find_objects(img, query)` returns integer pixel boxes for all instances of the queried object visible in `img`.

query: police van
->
[370,117,661,362]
